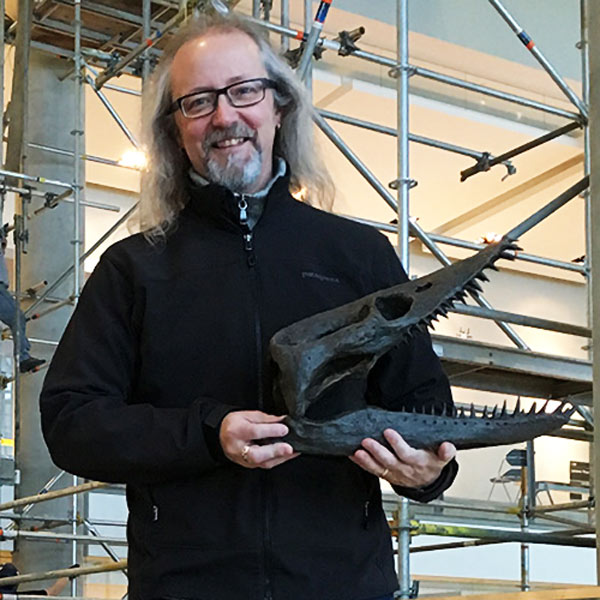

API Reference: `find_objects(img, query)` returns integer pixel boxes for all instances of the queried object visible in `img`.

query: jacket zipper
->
[237,195,272,600]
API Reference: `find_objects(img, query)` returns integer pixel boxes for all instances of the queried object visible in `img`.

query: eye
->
[231,82,261,100]
[183,94,212,111]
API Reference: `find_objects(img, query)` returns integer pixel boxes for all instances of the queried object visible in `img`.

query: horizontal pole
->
[412,521,595,547]
[410,539,504,553]
[249,18,578,121]
[461,121,582,182]
[319,108,508,163]
[0,168,72,189]
[451,304,590,338]
[413,66,580,121]
[345,213,585,273]
[533,500,594,514]
[0,481,107,511]
[0,560,127,587]
[3,530,128,546]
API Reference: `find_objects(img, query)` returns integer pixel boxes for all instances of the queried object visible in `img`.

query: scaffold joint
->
[388,178,417,191]
[336,27,365,56]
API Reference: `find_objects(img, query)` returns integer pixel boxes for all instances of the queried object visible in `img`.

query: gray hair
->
[138,12,335,240]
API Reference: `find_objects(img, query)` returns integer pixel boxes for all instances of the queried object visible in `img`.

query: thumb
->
[437,441,457,463]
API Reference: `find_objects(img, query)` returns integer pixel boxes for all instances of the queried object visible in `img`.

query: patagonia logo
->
[302,271,340,284]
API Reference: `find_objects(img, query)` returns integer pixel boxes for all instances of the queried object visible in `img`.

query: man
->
[40,13,457,600]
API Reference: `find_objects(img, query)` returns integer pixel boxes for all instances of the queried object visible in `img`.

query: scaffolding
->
[0,0,595,597]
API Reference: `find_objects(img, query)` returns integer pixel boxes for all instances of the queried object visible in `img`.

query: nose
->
[211,94,238,127]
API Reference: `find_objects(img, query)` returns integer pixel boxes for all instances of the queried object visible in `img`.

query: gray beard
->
[204,144,263,193]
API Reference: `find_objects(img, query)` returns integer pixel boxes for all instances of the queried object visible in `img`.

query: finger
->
[247,412,287,424]
[261,452,301,470]
[245,442,294,467]
[437,441,457,463]
[362,436,402,468]
[247,421,289,441]
[350,448,385,476]
[383,429,420,464]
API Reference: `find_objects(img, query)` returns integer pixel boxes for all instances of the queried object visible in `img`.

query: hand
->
[349,428,456,488]
[220,410,299,469]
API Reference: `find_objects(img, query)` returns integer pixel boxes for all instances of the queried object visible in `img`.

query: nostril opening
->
[415,281,433,293]
[375,295,413,321]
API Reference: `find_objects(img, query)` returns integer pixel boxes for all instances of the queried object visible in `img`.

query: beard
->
[202,122,263,193]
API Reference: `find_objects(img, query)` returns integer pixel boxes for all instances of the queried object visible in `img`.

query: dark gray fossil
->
[269,236,574,455]
[282,401,573,455]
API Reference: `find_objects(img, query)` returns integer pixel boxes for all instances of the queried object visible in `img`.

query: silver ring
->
[380,467,390,479]
[241,444,252,463]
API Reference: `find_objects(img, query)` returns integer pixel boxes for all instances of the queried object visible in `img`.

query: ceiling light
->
[118,149,147,170]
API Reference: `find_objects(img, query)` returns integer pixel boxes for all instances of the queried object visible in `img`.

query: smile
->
[212,137,252,149]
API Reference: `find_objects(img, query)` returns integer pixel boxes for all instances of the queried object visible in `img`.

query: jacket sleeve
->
[366,233,458,503]
[40,251,236,485]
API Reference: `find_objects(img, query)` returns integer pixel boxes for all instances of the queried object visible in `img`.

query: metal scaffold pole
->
[396,0,409,271]
[587,0,600,583]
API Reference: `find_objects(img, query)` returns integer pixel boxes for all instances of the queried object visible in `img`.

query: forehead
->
[170,30,267,96]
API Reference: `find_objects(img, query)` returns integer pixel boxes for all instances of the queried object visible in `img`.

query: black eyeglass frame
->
[169,77,278,118]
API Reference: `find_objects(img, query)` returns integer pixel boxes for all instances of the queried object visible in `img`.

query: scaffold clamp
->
[336,27,365,56]
[44,192,59,209]
[388,177,417,191]
[388,64,416,79]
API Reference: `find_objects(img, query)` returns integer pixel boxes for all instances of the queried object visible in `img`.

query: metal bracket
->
[44,192,59,209]
[336,27,365,57]
[389,178,418,190]
[283,41,325,70]
[388,64,417,79]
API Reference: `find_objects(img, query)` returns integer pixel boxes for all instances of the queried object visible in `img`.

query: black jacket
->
[40,171,457,600]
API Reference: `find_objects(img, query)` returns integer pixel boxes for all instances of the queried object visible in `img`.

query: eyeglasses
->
[170,77,278,119]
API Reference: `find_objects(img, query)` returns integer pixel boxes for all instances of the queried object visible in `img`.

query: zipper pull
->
[152,505,159,522]
[244,233,254,252]
[238,196,248,226]
[362,500,370,529]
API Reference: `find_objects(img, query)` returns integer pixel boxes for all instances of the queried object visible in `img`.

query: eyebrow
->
[185,75,264,95]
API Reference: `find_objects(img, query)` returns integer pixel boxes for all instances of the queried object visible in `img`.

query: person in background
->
[0,562,75,596]
[0,227,45,374]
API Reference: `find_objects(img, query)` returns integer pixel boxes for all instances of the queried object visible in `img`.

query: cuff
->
[201,402,240,465]
[392,458,459,503]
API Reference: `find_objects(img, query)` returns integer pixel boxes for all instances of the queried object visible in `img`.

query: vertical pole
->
[587,0,600,582]
[304,0,312,96]
[72,1,85,592]
[396,0,410,271]
[4,0,31,188]
[0,0,5,169]
[142,0,152,82]
[253,0,261,18]
[397,497,411,598]
[281,0,290,52]
[580,0,594,515]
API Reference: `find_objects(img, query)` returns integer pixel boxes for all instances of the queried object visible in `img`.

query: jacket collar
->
[183,158,292,229]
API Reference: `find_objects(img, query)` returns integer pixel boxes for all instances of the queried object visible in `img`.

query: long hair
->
[139,12,335,240]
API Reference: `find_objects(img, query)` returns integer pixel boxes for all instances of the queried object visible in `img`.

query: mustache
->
[202,123,257,151]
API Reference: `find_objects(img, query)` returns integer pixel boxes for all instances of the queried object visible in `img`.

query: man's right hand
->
[219,410,299,469]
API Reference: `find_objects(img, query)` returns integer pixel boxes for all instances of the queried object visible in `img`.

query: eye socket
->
[229,81,263,103]
[183,93,213,112]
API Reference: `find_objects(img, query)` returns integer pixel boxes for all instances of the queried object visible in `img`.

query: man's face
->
[170,30,280,194]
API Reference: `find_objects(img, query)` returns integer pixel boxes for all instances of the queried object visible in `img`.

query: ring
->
[380,468,390,479]
[241,444,252,463]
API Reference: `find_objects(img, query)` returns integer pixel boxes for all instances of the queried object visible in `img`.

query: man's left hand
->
[349,429,456,488]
